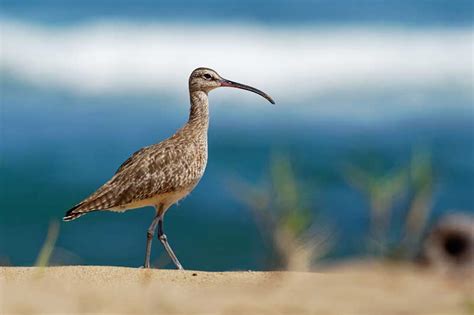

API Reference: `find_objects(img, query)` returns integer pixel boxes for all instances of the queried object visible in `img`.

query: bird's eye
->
[203,73,212,80]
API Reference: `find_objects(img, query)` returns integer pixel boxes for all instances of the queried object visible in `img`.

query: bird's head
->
[189,67,275,104]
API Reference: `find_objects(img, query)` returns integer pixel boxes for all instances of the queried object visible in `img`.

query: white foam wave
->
[1,19,473,104]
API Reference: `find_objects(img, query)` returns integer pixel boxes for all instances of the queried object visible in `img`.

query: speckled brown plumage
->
[63,67,274,269]
[63,78,209,221]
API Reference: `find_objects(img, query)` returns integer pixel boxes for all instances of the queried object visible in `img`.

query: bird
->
[63,67,275,269]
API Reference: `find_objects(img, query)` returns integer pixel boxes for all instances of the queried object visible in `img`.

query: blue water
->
[1,0,472,26]
[1,79,473,270]
[1,0,473,270]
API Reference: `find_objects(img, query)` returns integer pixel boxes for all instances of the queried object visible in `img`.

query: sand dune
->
[1,264,472,314]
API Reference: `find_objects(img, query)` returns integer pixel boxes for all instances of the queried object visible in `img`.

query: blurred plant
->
[400,149,434,258]
[345,148,435,259]
[229,154,329,271]
[345,163,407,256]
[35,220,60,267]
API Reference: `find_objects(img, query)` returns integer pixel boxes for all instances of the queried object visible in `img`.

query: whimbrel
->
[63,67,274,269]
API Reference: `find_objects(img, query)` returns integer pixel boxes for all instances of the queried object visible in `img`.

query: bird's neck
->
[188,91,209,131]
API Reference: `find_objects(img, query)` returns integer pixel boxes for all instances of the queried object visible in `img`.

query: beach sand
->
[1,264,472,314]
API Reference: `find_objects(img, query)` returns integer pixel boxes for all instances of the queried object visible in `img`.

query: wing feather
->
[63,140,204,221]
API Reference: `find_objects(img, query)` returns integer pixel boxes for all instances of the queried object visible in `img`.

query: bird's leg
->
[143,209,161,268]
[158,218,184,270]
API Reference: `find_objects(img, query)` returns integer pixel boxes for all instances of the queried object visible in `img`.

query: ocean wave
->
[1,19,472,103]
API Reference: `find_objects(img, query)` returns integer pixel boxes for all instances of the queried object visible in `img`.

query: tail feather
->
[63,203,95,221]
[63,181,126,221]
[63,211,86,221]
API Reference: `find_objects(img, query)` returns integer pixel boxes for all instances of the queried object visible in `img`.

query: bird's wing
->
[114,146,150,174]
[64,141,202,220]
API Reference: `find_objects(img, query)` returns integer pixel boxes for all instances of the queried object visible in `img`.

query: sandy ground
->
[1,264,473,315]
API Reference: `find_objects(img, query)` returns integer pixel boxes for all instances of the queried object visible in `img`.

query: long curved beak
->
[220,79,275,104]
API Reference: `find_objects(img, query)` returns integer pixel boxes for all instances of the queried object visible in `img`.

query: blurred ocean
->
[0,0,473,270]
